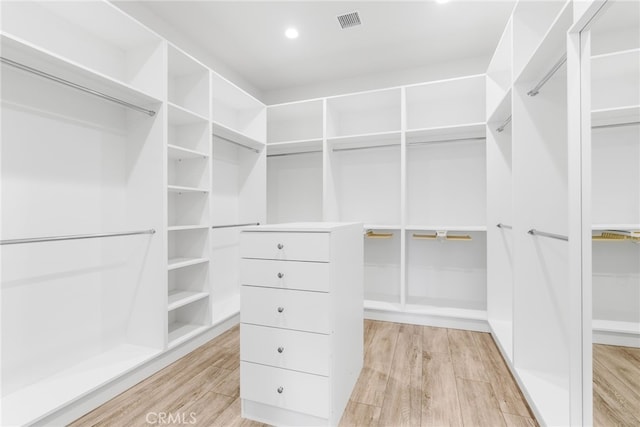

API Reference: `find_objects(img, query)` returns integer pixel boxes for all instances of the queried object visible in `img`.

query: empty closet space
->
[0,2,165,425]
[588,3,640,425]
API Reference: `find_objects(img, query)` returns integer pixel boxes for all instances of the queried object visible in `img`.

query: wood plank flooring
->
[593,344,640,427]
[72,320,537,426]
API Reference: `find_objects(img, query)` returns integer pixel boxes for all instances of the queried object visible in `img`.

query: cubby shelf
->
[168,323,209,348]
[168,290,209,311]
[328,130,401,149]
[168,102,209,125]
[1,33,161,113]
[1,344,160,427]
[167,257,209,271]
[167,225,209,232]
[266,139,323,156]
[167,144,209,161]
[213,121,265,152]
[167,185,209,194]
[406,123,486,144]
[592,105,640,127]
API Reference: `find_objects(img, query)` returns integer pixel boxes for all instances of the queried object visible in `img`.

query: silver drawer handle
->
[277,346,284,353]
[277,306,284,313]
[277,386,284,394]
[277,243,284,250]
[277,272,284,279]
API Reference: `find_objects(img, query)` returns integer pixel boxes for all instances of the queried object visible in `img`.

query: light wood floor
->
[71,320,537,427]
[593,344,640,426]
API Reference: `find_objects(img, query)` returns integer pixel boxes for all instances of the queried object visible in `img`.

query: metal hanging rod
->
[0,229,155,246]
[527,53,567,97]
[528,229,568,241]
[333,143,399,153]
[496,115,512,133]
[408,136,486,146]
[497,223,513,230]
[213,134,260,153]
[592,121,640,130]
[413,233,472,241]
[1,57,156,116]
[267,150,323,158]
[364,230,393,239]
[211,222,260,229]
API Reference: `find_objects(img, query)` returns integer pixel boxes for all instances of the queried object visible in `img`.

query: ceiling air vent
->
[337,11,361,29]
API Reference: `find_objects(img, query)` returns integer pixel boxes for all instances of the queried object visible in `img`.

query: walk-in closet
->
[1,1,638,426]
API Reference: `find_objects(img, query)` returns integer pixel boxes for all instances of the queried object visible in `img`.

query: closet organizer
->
[0,1,266,425]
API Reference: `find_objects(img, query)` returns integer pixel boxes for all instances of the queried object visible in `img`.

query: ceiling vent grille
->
[337,11,361,29]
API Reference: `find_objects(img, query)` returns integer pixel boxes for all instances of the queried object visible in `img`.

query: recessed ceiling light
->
[285,28,299,39]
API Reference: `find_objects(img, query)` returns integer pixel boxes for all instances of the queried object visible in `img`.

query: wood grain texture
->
[456,378,506,427]
[448,329,490,382]
[379,330,422,426]
[421,351,463,427]
[593,346,640,427]
[474,332,532,417]
[72,320,538,427]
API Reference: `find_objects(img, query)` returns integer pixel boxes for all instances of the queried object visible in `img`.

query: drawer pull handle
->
[277,306,285,313]
[277,243,284,250]
[277,386,284,394]
[277,346,285,353]
[277,272,284,279]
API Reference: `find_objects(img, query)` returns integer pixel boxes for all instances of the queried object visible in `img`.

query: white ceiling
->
[134,1,516,101]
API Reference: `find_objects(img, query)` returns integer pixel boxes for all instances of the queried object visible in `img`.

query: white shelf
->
[168,144,209,161]
[514,2,572,85]
[328,131,401,150]
[168,290,209,312]
[168,322,209,348]
[403,304,487,321]
[212,293,241,324]
[168,102,209,125]
[592,224,640,231]
[168,257,209,271]
[1,344,160,427]
[266,138,323,156]
[364,299,404,313]
[592,319,640,335]
[363,224,401,230]
[406,123,486,144]
[1,33,160,112]
[515,368,570,427]
[167,225,209,232]
[212,120,265,152]
[592,105,640,128]
[167,185,209,194]
[487,88,513,126]
[406,225,487,232]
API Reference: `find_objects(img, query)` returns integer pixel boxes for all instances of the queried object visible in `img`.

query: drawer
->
[240,231,330,262]
[240,258,331,292]
[241,286,330,334]
[241,361,329,419]
[241,324,330,376]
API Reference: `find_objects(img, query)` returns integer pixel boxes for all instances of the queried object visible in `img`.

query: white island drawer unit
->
[239,222,363,426]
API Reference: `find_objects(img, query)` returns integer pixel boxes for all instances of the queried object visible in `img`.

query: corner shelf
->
[167,225,209,232]
[168,144,209,161]
[328,130,401,149]
[266,138,323,156]
[168,257,209,271]
[168,290,209,311]
[213,121,265,152]
[406,123,486,144]
[167,185,209,194]
[168,102,209,125]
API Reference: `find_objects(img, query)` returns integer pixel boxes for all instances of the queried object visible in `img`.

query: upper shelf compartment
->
[406,75,485,132]
[267,99,323,144]
[486,17,513,119]
[512,0,570,83]
[211,71,266,149]
[1,1,163,100]
[0,33,160,116]
[168,45,210,118]
[592,49,640,116]
[326,88,401,139]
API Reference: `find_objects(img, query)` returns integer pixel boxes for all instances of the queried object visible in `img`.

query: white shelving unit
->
[165,45,212,348]
[211,71,266,324]
[0,4,165,425]
[265,75,486,330]
[590,3,640,349]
